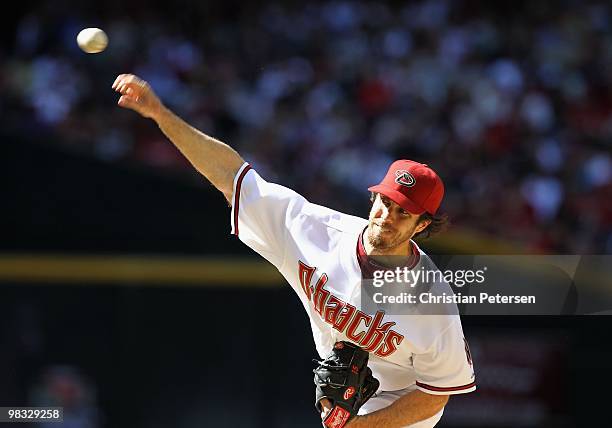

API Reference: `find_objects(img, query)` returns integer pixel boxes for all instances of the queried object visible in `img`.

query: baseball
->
[77,28,108,54]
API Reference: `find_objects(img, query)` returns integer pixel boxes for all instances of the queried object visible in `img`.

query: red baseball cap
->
[368,160,444,215]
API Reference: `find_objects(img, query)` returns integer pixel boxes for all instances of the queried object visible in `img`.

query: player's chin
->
[368,233,393,250]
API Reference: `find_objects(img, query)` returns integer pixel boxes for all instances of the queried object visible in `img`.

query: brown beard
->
[367,227,389,249]
[367,223,412,252]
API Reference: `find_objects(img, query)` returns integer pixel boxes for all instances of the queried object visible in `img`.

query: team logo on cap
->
[395,170,416,187]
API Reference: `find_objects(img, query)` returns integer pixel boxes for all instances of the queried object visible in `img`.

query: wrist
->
[151,104,170,123]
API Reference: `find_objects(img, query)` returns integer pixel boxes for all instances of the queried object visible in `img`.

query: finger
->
[320,398,332,409]
[117,80,147,94]
[113,74,144,91]
[117,95,140,110]
[321,407,331,419]
[116,83,131,95]
[319,398,332,419]
[112,74,130,89]
[119,90,139,103]
[122,74,144,87]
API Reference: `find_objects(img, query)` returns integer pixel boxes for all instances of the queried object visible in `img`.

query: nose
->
[377,204,395,225]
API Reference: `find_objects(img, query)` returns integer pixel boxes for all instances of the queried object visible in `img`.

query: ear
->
[414,218,431,235]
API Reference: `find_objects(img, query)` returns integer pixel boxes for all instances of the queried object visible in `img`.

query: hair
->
[369,192,450,239]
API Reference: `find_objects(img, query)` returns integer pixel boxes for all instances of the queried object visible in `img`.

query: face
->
[366,194,430,255]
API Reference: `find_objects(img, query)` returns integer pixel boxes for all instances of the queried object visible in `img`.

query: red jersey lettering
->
[323,294,344,325]
[346,311,372,343]
[298,261,403,358]
[298,261,315,300]
[375,330,405,357]
[333,303,356,334]
[312,273,329,315]
[360,311,395,352]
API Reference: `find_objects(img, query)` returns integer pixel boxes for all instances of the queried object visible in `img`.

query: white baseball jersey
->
[230,163,476,426]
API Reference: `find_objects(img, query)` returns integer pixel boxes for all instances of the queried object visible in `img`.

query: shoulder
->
[301,202,368,234]
[233,163,368,236]
[234,165,302,202]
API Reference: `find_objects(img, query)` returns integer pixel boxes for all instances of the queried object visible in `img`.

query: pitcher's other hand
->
[112,74,164,120]
[320,398,333,420]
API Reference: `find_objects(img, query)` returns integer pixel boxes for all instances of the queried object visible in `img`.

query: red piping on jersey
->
[356,228,420,278]
[415,381,476,392]
[232,164,252,236]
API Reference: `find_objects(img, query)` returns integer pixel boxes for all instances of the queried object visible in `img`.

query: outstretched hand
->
[112,74,164,120]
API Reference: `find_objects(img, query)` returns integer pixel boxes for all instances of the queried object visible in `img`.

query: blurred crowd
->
[2,0,611,253]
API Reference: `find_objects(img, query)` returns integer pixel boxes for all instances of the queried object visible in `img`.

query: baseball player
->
[112,74,476,428]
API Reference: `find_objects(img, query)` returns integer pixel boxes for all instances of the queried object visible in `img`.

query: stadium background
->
[1,0,611,427]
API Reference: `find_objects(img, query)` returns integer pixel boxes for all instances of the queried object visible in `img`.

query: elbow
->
[418,391,449,418]
[219,163,244,205]
[222,189,234,206]
[432,394,449,414]
[438,394,449,408]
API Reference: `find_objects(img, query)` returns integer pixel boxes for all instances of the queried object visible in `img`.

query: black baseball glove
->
[313,341,380,428]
